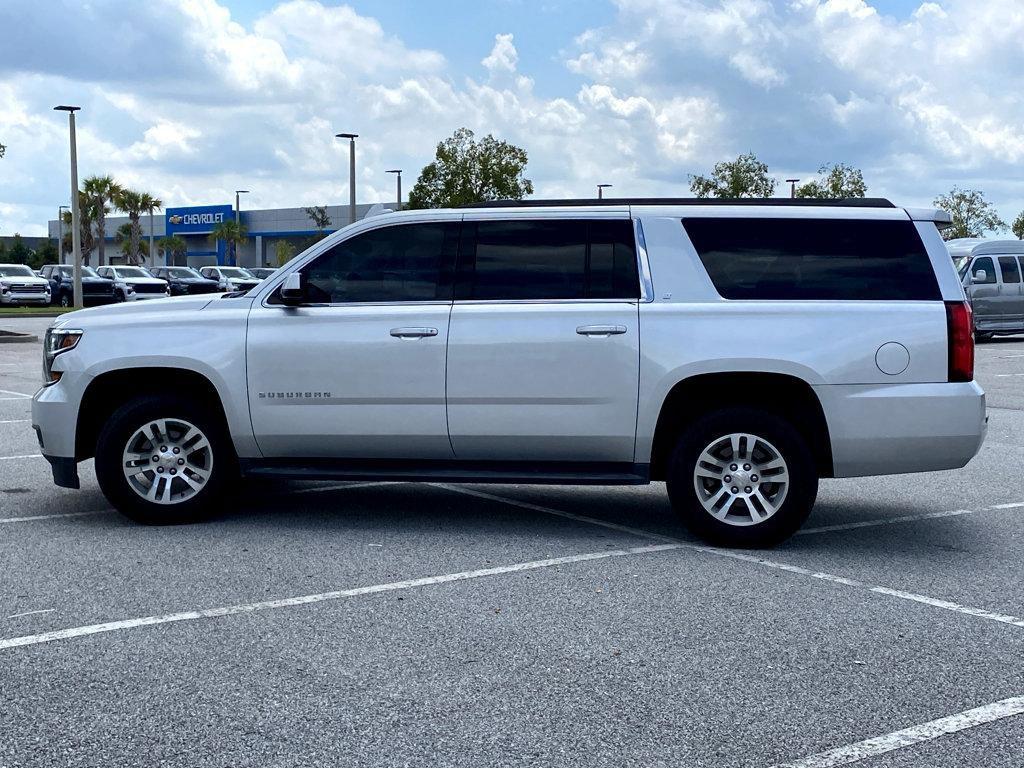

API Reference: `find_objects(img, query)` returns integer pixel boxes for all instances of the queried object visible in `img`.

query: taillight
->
[945,300,974,382]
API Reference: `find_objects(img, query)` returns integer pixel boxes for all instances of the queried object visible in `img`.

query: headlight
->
[0,284,8,294]
[43,328,83,386]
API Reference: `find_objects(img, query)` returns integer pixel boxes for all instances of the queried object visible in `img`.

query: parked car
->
[199,266,262,292]
[39,264,116,307]
[0,263,51,306]
[32,198,985,546]
[96,266,170,302]
[248,267,278,280]
[149,266,221,296]
[946,238,1024,341]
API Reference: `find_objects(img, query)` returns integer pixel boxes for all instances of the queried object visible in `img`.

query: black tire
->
[666,407,818,547]
[975,331,993,343]
[94,395,235,525]
[57,292,71,308]
[114,289,126,302]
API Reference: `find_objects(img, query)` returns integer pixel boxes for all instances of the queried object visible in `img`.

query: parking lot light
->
[386,169,402,211]
[54,105,83,308]
[336,133,358,225]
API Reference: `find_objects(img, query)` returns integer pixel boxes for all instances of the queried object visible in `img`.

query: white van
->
[947,239,1024,340]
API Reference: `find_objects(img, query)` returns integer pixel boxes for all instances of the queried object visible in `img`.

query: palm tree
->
[209,220,248,266]
[61,191,97,264]
[157,235,187,265]
[82,175,121,267]
[141,193,162,265]
[113,188,147,265]
[115,222,148,260]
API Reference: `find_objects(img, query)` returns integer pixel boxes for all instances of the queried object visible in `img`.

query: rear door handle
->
[576,325,627,336]
[390,327,438,339]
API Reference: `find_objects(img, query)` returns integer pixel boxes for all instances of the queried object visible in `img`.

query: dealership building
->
[46,202,394,268]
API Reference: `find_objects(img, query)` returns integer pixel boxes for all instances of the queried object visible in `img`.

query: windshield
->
[249,268,275,278]
[164,267,203,279]
[116,267,152,278]
[60,266,99,278]
[219,267,255,279]
[954,256,970,280]
[0,265,35,277]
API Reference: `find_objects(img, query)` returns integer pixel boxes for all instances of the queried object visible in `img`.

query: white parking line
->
[797,501,1024,535]
[0,509,112,525]
[0,543,681,651]
[6,609,55,620]
[0,419,31,424]
[0,453,41,460]
[781,695,1024,767]
[0,389,33,397]
[438,487,1024,631]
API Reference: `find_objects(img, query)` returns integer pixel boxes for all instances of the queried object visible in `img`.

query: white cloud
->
[1,0,1023,237]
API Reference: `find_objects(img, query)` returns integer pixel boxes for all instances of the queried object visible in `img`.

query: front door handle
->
[390,327,439,339]
[576,324,627,336]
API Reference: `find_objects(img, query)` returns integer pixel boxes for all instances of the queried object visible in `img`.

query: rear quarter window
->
[683,217,941,301]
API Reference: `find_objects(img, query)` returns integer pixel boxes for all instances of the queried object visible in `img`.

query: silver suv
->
[32,198,986,546]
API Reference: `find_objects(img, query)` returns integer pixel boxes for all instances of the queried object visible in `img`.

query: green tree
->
[61,192,97,263]
[795,163,867,199]
[82,175,121,267]
[7,233,32,265]
[689,152,777,198]
[304,205,331,239]
[274,239,296,267]
[157,235,188,265]
[30,240,58,270]
[407,127,534,209]
[1012,211,1024,240]
[113,189,160,264]
[209,219,248,266]
[115,222,148,259]
[933,187,1007,241]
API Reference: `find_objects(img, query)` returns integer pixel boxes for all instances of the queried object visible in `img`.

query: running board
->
[240,459,650,486]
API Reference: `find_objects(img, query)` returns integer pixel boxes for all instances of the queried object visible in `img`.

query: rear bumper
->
[816,381,987,478]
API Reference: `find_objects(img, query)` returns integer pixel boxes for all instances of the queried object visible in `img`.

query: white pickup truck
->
[32,198,986,546]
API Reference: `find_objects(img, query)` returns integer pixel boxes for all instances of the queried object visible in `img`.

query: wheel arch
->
[648,371,833,481]
[75,367,233,461]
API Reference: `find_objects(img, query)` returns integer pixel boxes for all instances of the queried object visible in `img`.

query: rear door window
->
[998,256,1021,283]
[457,219,638,300]
[683,218,941,301]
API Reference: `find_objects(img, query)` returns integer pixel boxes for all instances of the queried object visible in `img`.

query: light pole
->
[786,178,800,198]
[54,105,83,308]
[235,189,249,225]
[336,133,358,225]
[386,169,402,211]
[57,204,69,265]
[597,183,612,200]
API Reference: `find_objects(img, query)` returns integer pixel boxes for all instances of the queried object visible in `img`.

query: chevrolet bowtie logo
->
[168,215,184,224]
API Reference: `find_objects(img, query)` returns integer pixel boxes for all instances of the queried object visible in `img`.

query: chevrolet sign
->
[165,204,234,235]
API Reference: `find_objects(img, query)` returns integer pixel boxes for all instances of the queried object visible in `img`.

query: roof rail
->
[457,197,896,209]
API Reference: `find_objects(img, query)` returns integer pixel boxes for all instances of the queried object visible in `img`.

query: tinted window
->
[972,257,996,284]
[998,256,1021,284]
[458,219,638,300]
[684,218,941,301]
[301,222,459,303]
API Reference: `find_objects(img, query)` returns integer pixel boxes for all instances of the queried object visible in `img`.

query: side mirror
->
[972,269,988,284]
[279,272,306,305]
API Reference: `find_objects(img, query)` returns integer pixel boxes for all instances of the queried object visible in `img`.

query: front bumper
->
[815,381,987,478]
[0,292,49,305]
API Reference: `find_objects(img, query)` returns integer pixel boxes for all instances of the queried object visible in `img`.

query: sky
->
[1,0,1022,236]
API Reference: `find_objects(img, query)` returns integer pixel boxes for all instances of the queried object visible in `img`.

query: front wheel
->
[666,408,818,547]
[57,292,71,308]
[95,395,234,524]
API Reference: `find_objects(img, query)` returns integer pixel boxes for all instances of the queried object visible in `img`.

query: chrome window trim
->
[634,218,654,303]
[453,299,639,306]
[266,300,454,309]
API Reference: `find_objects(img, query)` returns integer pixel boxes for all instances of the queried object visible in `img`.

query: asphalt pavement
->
[1,315,1022,767]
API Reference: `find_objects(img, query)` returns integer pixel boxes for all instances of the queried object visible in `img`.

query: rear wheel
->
[95,395,234,524]
[57,292,71,308]
[666,408,818,547]
[975,331,993,343]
